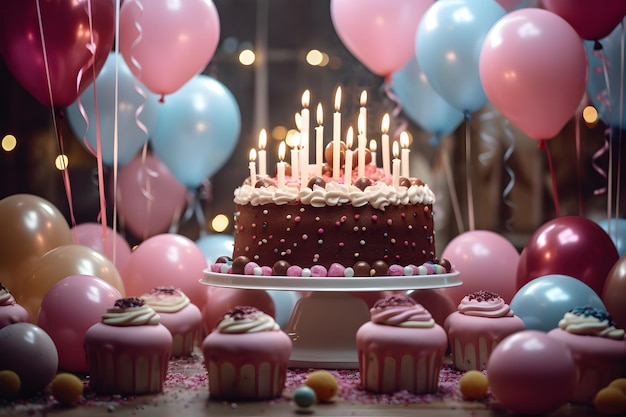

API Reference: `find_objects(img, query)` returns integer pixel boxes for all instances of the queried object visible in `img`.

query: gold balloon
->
[14,244,126,323]
[0,194,73,293]
[603,254,626,329]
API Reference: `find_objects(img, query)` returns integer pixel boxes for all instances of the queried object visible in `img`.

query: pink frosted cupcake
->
[444,290,525,371]
[84,297,173,395]
[140,287,202,357]
[0,283,29,328]
[202,306,292,401]
[356,295,447,394]
[548,305,626,404]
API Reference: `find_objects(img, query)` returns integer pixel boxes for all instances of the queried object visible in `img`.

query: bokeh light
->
[211,214,230,233]
[2,134,17,152]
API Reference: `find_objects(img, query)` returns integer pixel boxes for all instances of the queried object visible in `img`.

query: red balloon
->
[542,0,626,41]
[0,0,115,107]
[603,254,626,329]
[517,216,619,297]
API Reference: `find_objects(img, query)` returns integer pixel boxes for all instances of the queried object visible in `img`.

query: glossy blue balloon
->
[151,75,241,188]
[510,274,606,332]
[66,52,159,166]
[597,218,626,257]
[391,54,464,136]
[416,0,505,113]
[585,19,626,129]
[195,233,234,265]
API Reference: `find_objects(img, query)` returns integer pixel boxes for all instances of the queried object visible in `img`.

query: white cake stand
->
[202,270,461,369]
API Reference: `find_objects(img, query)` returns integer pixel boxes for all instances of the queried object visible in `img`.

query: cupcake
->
[84,297,173,395]
[356,295,447,394]
[548,305,626,404]
[444,290,525,371]
[140,287,202,357]
[0,283,29,329]
[202,306,292,401]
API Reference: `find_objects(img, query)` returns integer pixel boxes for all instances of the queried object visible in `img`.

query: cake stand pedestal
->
[202,271,461,369]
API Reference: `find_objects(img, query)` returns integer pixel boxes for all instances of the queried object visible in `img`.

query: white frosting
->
[559,311,624,340]
[102,304,160,326]
[217,311,280,334]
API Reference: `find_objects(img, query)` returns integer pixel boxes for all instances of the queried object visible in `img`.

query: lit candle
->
[291,132,300,183]
[359,90,367,141]
[258,129,267,177]
[369,139,377,166]
[277,141,286,189]
[315,102,324,176]
[392,141,400,190]
[300,90,310,188]
[344,126,354,186]
[357,112,366,178]
[333,86,342,180]
[381,113,390,176]
[400,131,410,178]
[249,148,257,186]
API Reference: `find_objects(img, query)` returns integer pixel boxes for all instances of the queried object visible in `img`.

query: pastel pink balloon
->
[72,223,132,272]
[201,287,276,334]
[119,0,220,98]
[330,0,434,77]
[441,230,519,304]
[543,0,626,41]
[37,275,122,373]
[409,288,456,328]
[479,8,587,140]
[122,234,208,310]
[115,153,188,241]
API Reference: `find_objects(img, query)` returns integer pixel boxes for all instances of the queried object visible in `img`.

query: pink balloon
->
[495,0,519,11]
[330,0,434,77]
[409,288,456,328]
[115,153,188,240]
[37,275,122,373]
[122,233,208,310]
[201,287,276,334]
[72,223,132,272]
[479,8,587,140]
[440,230,519,304]
[119,0,220,98]
[542,0,626,41]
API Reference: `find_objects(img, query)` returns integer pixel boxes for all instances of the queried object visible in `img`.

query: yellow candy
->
[458,370,489,400]
[305,370,338,403]
[594,387,626,416]
[49,373,84,405]
[0,370,21,400]
[608,378,626,394]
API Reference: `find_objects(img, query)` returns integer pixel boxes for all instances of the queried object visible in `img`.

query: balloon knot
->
[159,94,165,104]
[593,40,603,51]
[463,111,472,122]
[537,139,546,150]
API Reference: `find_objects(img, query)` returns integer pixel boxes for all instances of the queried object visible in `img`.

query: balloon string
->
[575,108,583,217]
[614,22,624,233]
[502,119,516,231]
[381,79,407,140]
[441,149,465,234]
[464,112,475,231]
[111,0,122,265]
[540,139,560,217]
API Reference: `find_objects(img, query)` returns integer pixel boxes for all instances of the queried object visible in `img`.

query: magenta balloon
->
[0,0,115,107]
[542,0,626,41]
[479,8,587,140]
[37,275,122,372]
[115,153,188,240]
[122,234,208,310]
[441,230,519,304]
[517,216,619,298]
[330,0,434,77]
[72,223,132,272]
[119,0,220,97]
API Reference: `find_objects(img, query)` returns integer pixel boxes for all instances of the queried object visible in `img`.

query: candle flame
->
[360,90,367,106]
[369,139,377,152]
[316,103,323,125]
[249,148,257,161]
[346,126,354,148]
[302,89,310,108]
[392,141,399,158]
[381,113,390,134]
[295,112,302,130]
[358,113,365,135]
[400,131,409,148]
[278,141,286,161]
[258,129,267,150]
[334,86,342,111]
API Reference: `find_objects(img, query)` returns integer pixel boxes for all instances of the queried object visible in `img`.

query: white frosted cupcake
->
[0,283,29,329]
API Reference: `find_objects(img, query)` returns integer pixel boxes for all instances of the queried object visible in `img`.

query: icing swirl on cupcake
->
[0,283,16,306]
[457,290,513,318]
[140,286,190,313]
[102,297,160,326]
[558,305,624,340]
[217,306,279,334]
[370,295,435,328]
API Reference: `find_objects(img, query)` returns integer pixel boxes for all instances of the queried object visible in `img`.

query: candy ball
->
[305,370,338,402]
[49,373,84,405]
[0,370,21,400]
[458,370,489,400]
[487,330,577,414]
[293,385,317,408]
[594,387,626,415]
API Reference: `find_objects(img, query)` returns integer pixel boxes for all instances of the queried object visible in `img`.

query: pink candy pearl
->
[310,265,328,277]
[328,263,345,277]
[286,265,303,277]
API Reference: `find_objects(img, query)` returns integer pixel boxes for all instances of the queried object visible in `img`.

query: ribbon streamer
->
[501,119,516,231]
[381,79,408,141]
[464,112,475,232]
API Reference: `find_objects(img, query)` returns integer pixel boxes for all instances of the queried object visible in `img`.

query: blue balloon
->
[510,274,606,332]
[151,75,241,188]
[195,233,234,265]
[585,18,626,129]
[416,0,505,113]
[597,218,626,257]
[391,54,464,137]
[66,52,159,166]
